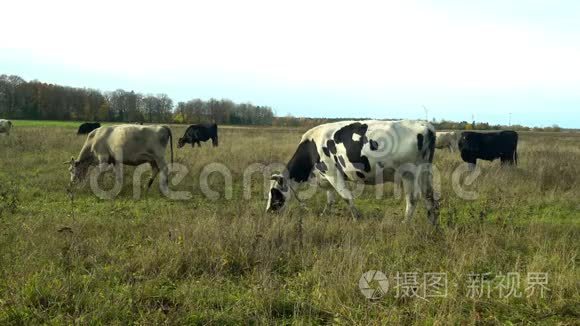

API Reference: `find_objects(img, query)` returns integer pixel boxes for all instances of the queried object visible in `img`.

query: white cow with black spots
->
[266,120,439,225]
[0,119,12,135]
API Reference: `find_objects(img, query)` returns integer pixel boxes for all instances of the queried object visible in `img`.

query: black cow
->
[177,123,218,148]
[458,131,518,166]
[77,122,101,135]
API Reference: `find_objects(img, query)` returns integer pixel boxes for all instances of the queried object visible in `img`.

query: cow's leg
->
[461,152,477,170]
[327,175,360,220]
[401,173,419,223]
[196,141,201,147]
[467,160,477,171]
[420,167,439,226]
[156,159,170,194]
[147,161,159,190]
[96,156,112,174]
[501,155,514,166]
[113,163,123,186]
[320,190,336,216]
[91,158,116,189]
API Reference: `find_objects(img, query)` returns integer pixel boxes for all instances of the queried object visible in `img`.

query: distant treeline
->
[175,99,273,125]
[0,74,273,125]
[0,74,564,131]
[273,116,563,132]
[434,120,563,132]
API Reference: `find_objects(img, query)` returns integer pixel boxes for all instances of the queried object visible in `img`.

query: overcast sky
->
[1,0,579,127]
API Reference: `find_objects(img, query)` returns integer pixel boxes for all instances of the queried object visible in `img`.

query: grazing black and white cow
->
[77,122,101,135]
[458,131,518,166]
[435,131,460,152]
[68,125,173,192]
[266,120,439,224]
[177,123,218,148]
[0,119,12,135]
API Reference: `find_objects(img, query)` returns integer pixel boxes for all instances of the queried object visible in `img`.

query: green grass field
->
[8,120,90,128]
[0,123,578,324]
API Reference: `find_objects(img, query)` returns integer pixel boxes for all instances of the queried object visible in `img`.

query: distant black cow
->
[77,122,101,135]
[458,131,518,166]
[177,123,218,148]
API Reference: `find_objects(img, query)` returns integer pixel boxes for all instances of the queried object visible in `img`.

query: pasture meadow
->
[0,122,578,324]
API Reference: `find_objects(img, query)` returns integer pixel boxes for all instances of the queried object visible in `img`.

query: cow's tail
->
[513,134,519,165]
[163,125,174,164]
[213,123,219,146]
[423,126,436,163]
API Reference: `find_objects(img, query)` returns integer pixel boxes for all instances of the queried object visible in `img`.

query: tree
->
[0,74,276,126]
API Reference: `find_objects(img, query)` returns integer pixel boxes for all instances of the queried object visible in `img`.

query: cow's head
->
[66,157,90,184]
[177,137,187,148]
[266,174,290,213]
[458,133,476,152]
[178,129,200,148]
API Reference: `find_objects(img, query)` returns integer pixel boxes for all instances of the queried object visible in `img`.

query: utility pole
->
[423,105,429,121]
[509,112,512,127]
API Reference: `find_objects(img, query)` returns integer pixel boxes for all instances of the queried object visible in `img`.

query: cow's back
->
[78,122,100,134]
[189,123,217,140]
[494,131,518,154]
[461,130,518,162]
[481,131,517,152]
[303,120,435,182]
[91,125,170,163]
